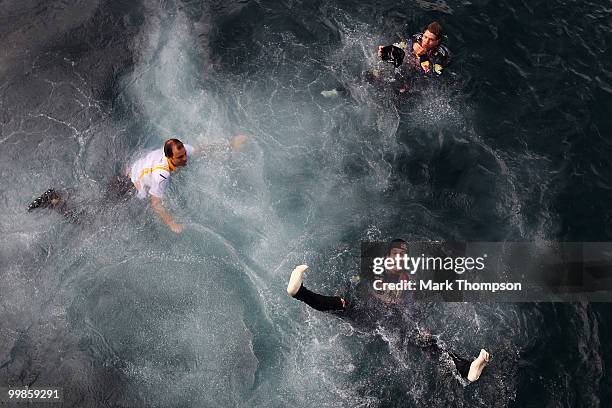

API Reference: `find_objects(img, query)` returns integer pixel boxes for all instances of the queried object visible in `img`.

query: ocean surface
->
[1,0,611,406]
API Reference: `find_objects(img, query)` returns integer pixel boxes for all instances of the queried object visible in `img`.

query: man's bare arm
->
[150,195,183,233]
[192,135,247,156]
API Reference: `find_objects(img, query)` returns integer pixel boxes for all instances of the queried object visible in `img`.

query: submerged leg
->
[105,175,134,202]
[28,189,63,212]
[415,330,490,383]
[28,188,81,220]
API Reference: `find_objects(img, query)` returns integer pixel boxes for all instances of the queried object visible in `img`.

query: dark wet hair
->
[388,239,409,254]
[426,21,443,39]
[164,138,184,158]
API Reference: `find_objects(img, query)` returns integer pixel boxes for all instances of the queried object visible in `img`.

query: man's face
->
[421,29,440,50]
[388,247,407,259]
[171,144,188,167]
[387,247,408,273]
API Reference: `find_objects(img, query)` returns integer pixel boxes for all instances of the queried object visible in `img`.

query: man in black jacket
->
[377,21,451,76]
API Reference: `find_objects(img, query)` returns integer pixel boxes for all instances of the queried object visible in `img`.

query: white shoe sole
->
[287,265,308,297]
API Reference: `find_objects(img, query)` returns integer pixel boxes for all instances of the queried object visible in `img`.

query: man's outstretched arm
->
[150,195,183,234]
[192,135,247,156]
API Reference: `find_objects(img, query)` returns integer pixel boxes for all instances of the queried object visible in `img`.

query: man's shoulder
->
[184,143,195,157]
[150,147,166,159]
[145,152,172,176]
[435,44,451,58]
[134,147,164,163]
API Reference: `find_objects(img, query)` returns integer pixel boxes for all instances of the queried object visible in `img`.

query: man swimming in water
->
[324,22,450,97]
[286,240,490,384]
[28,135,247,233]
[377,21,451,75]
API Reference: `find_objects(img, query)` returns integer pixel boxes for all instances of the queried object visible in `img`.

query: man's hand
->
[378,45,384,59]
[151,196,182,234]
[169,221,184,234]
[418,327,430,337]
[413,42,426,56]
[194,135,246,155]
[230,134,247,150]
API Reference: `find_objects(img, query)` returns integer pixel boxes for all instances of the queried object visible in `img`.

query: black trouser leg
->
[419,335,472,380]
[448,350,472,379]
[28,189,62,212]
[105,175,134,201]
[293,284,345,312]
[28,189,82,221]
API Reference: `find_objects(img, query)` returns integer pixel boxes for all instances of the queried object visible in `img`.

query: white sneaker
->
[287,265,308,297]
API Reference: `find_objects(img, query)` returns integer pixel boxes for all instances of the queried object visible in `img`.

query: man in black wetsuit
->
[377,21,451,76]
[286,240,490,384]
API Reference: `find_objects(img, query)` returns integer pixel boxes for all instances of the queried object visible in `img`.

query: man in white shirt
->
[28,135,247,234]
[129,135,245,232]
[128,138,193,233]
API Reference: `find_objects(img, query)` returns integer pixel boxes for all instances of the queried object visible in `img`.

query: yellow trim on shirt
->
[166,157,176,171]
[138,164,170,180]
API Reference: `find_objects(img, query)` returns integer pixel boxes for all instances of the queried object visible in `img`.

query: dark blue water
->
[1,0,611,406]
